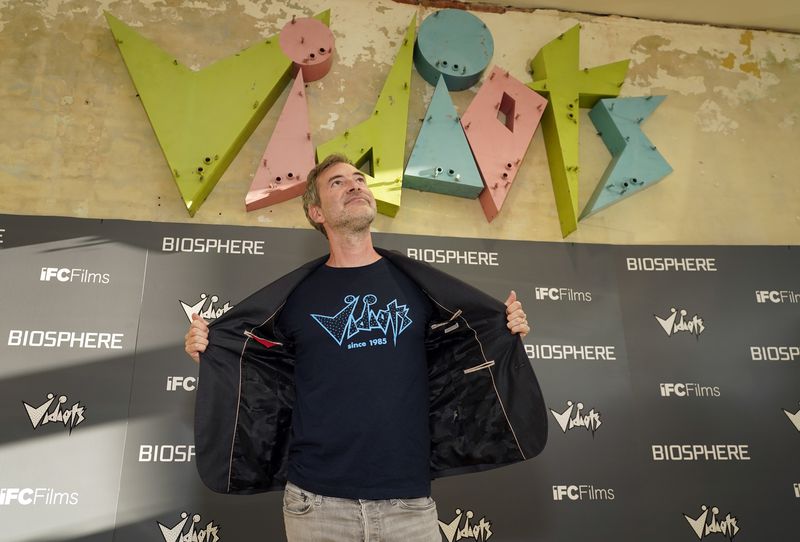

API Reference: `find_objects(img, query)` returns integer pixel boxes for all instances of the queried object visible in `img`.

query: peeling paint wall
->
[0,0,798,244]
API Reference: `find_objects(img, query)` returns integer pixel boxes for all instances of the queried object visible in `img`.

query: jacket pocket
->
[244,330,283,348]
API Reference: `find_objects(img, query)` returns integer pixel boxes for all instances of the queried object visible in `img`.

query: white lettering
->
[750,345,800,361]
[39,267,111,284]
[756,290,800,304]
[166,376,196,392]
[626,257,717,272]
[534,286,592,302]
[8,330,124,349]
[0,488,78,505]
[162,236,264,255]
[525,344,616,361]
[139,444,196,463]
[552,484,614,501]
[406,248,499,266]
[660,382,721,398]
[651,444,750,461]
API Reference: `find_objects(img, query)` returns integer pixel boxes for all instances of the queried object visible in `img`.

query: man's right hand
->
[184,313,209,363]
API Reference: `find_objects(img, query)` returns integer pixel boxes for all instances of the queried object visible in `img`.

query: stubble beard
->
[332,202,375,235]
[339,209,374,234]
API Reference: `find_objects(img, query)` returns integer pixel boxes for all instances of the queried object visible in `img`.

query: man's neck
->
[325,230,381,268]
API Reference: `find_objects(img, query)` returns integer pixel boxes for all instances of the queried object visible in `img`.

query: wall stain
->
[721,52,736,69]
[740,30,753,56]
[739,61,761,78]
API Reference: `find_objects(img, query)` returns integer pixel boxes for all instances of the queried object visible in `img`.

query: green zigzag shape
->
[316,15,417,218]
[106,11,329,216]
[528,24,629,237]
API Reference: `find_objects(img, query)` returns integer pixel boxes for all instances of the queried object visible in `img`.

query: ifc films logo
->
[22,393,85,434]
[549,400,602,437]
[654,307,705,339]
[0,487,78,506]
[439,508,492,542]
[158,512,220,542]
[684,505,739,540]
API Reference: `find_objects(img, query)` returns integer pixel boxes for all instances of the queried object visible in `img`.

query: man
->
[185,154,547,541]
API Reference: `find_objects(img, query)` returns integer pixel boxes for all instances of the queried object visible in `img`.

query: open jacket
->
[195,248,547,494]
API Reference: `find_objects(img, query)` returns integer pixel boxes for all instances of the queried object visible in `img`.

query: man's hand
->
[505,290,531,339]
[184,313,209,363]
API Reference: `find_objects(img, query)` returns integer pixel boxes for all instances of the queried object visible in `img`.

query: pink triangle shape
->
[246,70,316,211]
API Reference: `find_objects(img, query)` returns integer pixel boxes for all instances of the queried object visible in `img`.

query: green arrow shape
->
[528,24,629,237]
[106,12,306,216]
[316,15,417,217]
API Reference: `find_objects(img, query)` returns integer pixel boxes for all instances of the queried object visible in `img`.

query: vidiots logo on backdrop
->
[683,505,739,540]
[783,403,800,432]
[22,393,85,433]
[158,512,219,542]
[179,293,233,323]
[549,400,602,436]
[438,508,492,542]
[654,307,705,338]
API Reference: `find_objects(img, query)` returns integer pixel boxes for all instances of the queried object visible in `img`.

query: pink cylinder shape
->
[279,17,335,82]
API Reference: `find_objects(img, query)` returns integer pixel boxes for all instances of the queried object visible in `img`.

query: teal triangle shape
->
[403,76,484,199]
[581,96,672,219]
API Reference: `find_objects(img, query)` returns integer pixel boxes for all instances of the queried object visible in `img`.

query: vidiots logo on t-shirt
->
[311,294,412,348]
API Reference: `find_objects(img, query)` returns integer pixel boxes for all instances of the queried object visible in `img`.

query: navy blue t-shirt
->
[277,257,433,499]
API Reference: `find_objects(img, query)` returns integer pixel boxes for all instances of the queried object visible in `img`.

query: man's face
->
[310,161,377,235]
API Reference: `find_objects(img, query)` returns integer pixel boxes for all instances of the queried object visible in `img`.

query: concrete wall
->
[1,0,798,245]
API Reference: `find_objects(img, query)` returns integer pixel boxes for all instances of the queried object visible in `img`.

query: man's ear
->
[308,204,325,226]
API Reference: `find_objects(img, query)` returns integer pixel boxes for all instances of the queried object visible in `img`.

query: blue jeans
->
[283,481,441,542]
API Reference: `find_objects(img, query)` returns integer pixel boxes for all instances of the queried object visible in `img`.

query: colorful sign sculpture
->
[461,67,548,222]
[106,7,670,234]
[246,72,317,211]
[106,12,329,216]
[528,24,630,237]
[315,16,417,217]
[413,8,494,91]
[403,76,484,199]
[581,96,672,219]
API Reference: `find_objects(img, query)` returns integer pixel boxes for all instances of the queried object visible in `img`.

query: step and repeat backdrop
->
[0,213,797,541]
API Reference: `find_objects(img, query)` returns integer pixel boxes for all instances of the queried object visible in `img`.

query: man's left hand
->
[505,290,531,338]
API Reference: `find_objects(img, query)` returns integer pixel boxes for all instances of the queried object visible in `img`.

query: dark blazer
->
[195,248,547,494]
